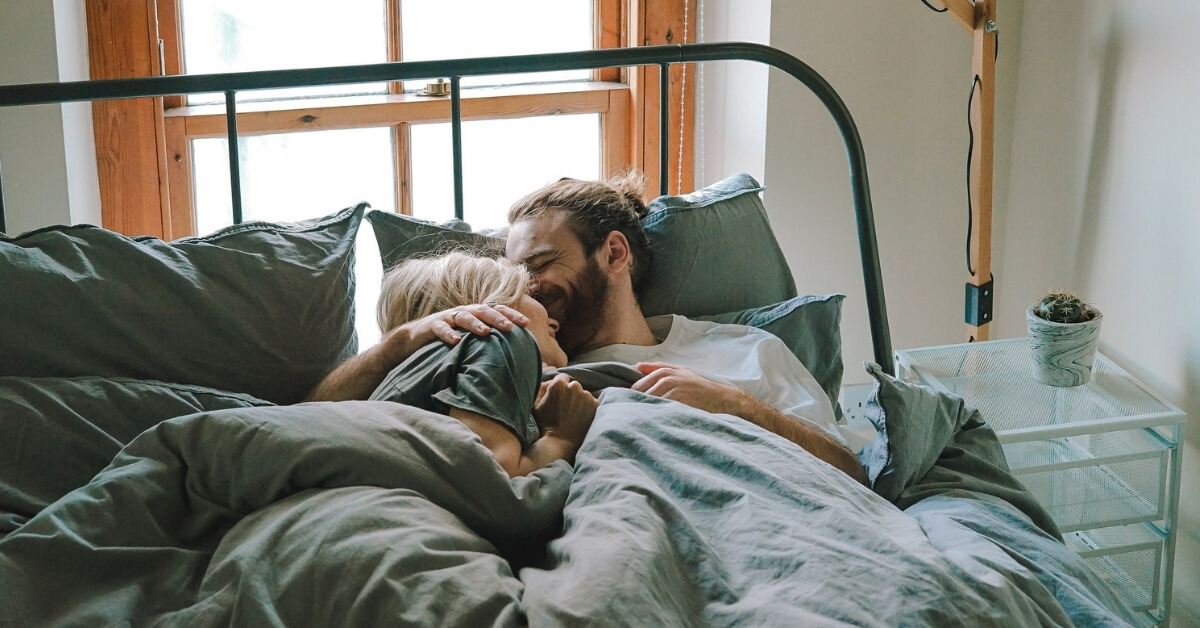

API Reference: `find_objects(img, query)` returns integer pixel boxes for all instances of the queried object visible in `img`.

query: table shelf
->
[894,338,1185,626]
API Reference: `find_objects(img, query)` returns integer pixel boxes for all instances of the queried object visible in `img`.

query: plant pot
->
[1026,305,1103,387]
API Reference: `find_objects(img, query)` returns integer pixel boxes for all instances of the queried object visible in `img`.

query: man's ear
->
[599,230,632,274]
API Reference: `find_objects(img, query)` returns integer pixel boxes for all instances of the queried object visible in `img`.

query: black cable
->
[920,0,949,12]
[966,74,980,276]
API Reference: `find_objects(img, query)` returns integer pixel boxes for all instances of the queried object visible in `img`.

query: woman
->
[367,251,598,478]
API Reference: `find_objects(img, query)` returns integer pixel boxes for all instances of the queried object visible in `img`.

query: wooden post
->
[942,0,997,341]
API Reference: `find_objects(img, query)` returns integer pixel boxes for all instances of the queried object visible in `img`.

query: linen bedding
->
[0,365,1136,627]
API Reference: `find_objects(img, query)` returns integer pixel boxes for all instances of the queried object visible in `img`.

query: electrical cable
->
[966,74,979,276]
[920,0,948,12]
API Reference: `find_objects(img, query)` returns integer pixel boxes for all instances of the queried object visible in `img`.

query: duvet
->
[0,384,1135,626]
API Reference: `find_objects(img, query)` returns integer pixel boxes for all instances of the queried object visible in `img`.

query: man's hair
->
[377,251,530,333]
[507,172,653,297]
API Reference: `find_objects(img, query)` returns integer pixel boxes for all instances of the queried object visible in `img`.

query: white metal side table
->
[895,338,1185,627]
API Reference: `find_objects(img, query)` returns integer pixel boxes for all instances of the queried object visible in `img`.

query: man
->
[504,174,867,485]
[307,174,866,485]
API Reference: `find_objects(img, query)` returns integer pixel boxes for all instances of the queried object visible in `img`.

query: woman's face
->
[511,294,568,368]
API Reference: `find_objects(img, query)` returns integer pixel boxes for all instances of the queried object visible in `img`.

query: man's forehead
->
[506,211,580,261]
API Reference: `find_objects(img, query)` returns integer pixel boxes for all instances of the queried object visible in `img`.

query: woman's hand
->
[533,373,599,449]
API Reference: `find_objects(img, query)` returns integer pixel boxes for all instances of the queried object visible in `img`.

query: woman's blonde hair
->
[377,251,531,333]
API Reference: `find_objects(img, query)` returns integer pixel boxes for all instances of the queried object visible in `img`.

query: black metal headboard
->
[0,42,893,373]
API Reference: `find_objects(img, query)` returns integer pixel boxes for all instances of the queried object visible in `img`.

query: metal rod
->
[659,63,670,197]
[450,76,463,221]
[0,155,6,234]
[224,90,243,224]
[0,42,893,372]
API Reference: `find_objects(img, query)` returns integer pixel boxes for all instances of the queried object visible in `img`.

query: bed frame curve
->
[0,42,893,374]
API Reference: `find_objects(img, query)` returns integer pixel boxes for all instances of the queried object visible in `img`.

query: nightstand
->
[895,338,1186,627]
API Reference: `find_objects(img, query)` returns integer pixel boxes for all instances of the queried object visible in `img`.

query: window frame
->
[87,0,695,238]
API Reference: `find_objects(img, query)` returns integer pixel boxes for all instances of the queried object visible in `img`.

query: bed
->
[0,42,1139,626]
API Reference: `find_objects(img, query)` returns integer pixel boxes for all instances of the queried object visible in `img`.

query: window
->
[87,0,694,241]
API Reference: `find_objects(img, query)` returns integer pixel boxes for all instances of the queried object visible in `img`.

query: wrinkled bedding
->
[0,386,1135,626]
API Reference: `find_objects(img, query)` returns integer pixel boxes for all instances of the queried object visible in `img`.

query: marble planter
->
[1026,305,1103,387]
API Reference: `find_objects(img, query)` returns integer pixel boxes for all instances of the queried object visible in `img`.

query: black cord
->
[966,75,980,276]
[920,0,949,12]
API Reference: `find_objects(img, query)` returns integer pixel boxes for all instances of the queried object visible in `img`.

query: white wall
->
[694,0,771,188]
[1000,1,1199,622]
[761,0,1023,381]
[0,0,99,235]
[53,0,101,227]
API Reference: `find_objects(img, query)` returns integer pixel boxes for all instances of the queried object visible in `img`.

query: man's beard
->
[555,258,609,355]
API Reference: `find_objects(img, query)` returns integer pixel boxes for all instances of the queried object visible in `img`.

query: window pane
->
[191,127,395,351]
[409,114,600,230]
[191,127,396,234]
[181,0,388,104]
[402,0,592,88]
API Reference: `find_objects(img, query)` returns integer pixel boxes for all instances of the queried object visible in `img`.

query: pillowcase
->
[855,361,1059,537]
[857,362,978,501]
[0,204,365,404]
[0,376,271,535]
[639,172,797,317]
[367,211,504,271]
[365,173,797,320]
[697,294,845,420]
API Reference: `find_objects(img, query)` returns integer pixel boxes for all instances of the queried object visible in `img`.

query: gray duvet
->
[0,388,1134,626]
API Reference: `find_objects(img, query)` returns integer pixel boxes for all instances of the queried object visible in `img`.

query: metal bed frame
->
[0,42,893,374]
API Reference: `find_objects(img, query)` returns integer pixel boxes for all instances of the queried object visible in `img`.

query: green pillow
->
[367,212,504,271]
[639,173,797,317]
[0,376,270,535]
[366,173,797,320]
[0,204,365,404]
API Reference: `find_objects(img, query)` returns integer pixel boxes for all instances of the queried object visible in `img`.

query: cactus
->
[1033,291,1098,324]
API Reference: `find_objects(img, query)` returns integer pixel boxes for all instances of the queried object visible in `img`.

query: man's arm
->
[304,304,529,402]
[632,363,868,486]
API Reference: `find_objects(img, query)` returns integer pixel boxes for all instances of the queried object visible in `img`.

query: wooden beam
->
[634,0,696,198]
[169,84,622,138]
[966,0,996,341]
[87,0,170,238]
[939,0,976,33]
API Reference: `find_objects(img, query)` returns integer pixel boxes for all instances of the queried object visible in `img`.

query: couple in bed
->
[306,173,868,486]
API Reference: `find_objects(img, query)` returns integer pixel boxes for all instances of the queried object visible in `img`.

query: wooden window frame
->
[87,0,695,239]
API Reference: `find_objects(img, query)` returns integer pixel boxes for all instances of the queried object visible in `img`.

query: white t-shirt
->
[572,314,845,446]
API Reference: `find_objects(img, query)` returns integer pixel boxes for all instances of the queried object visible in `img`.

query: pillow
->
[696,294,845,420]
[639,172,797,317]
[0,376,271,535]
[856,362,1059,537]
[365,173,797,319]
[857,362,977,501]
[367,211,504,271]
[0,204,365,404]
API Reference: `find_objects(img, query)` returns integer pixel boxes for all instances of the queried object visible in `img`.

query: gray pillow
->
[855,362,1059,538]
[0,204,365,404]
[367,212,504,271]
[640,172,797,317]
[365,173,797,320]
[697,294,845,420]
[0,376,271,535]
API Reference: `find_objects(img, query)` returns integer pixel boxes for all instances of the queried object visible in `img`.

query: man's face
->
[506,210,609,354]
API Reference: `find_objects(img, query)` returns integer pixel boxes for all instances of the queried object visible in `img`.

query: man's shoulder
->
[672,314,771,339]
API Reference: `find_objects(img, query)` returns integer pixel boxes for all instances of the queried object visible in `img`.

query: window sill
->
[163,81,629,138]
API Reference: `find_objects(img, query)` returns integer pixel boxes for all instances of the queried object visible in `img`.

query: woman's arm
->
[304,304,528,402]
[448,373,599,478]
[448,407,579,478]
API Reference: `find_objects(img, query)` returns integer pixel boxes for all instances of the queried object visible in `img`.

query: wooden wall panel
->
[86,0,170,238]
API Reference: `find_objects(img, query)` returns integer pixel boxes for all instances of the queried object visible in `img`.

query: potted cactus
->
[1026,291,1103,387]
